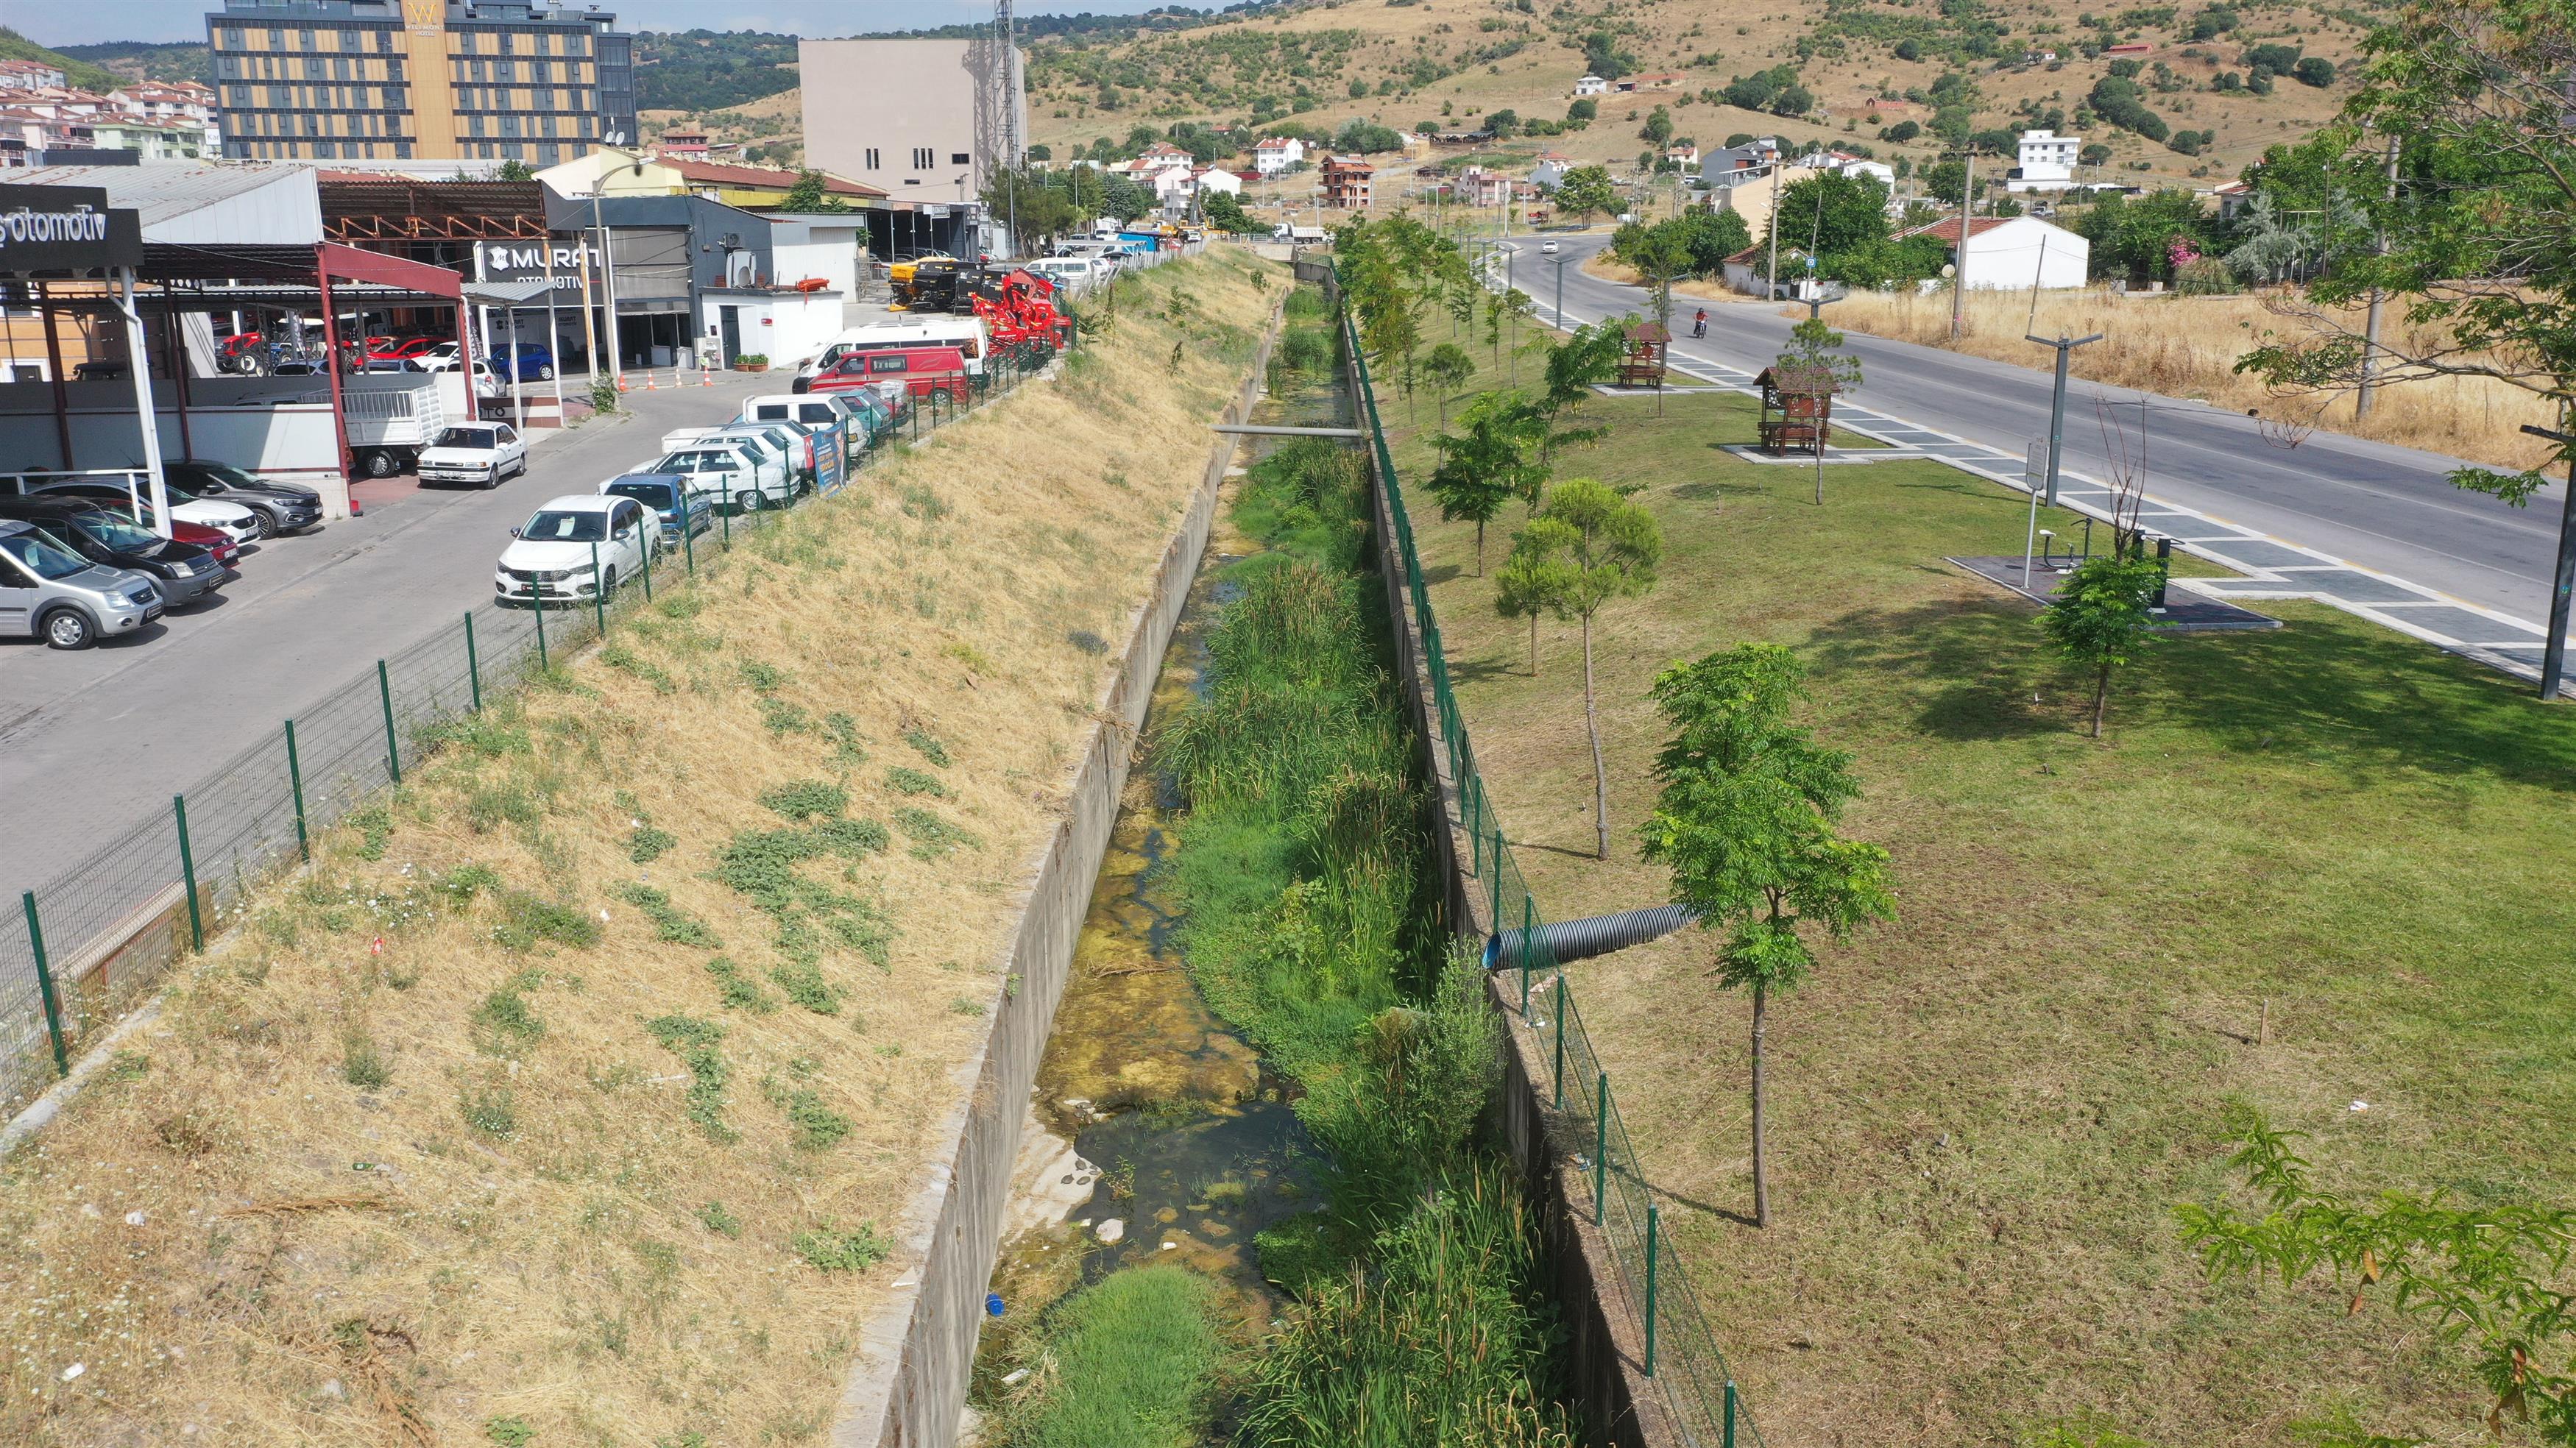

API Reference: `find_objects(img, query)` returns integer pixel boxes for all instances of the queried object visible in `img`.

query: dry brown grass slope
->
[0,251,1282,1447]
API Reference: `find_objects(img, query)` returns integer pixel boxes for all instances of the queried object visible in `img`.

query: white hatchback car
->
[495,494,654,606]
[642,442,787,512]
[419,423,528,489]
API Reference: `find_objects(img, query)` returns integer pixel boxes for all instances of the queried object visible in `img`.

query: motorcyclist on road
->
[1691,308,1709,338]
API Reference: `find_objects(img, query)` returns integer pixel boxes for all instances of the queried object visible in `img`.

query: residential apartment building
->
[205,0,636,165]
[0,60,67,93]
[2008,129,2084,192]
[797,37,1025,206]
[1250,135,1304,176]
[1320,155,1373,210]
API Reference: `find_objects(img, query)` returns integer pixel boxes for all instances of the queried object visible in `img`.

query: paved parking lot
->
[0,370,781,901]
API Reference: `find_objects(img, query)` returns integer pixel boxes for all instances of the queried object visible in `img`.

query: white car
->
[662,426,799,499]
[642,443,787,513]
[30,478,260,544]
[495,494,654,606]
[696,422,815,486]
[419,423,528,489]
[1541,240,1560,255]
[418,347,505,398]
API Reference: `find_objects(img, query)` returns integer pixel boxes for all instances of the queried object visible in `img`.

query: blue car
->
[599,473,711,545]
[492,342,556,382]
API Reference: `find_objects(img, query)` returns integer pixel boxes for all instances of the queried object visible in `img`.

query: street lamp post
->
[1551,253,1571,330]
[2026,330,2103,507]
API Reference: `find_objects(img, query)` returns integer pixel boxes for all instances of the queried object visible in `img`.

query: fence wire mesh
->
[0,341,1058,1112]
[1343,291,1770,1448]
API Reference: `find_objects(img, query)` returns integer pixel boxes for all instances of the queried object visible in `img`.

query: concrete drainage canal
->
[962,282,1588,1446]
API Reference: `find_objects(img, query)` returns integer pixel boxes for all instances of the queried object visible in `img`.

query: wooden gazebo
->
[1755,363,1839,455]
[1619,322,1671,389]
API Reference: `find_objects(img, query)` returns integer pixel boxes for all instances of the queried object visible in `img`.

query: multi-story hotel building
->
[206,0,635,165]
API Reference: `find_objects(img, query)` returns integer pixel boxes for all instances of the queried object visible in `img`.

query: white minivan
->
[798,316,990,382]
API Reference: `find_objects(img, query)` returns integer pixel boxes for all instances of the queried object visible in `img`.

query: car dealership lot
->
[0,372,777,903]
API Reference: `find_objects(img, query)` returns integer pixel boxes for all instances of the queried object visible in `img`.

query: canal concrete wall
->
[1331,270,1672,1448]
[833,294,1287,1448]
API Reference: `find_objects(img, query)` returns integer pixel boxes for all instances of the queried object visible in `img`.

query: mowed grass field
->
[1373,336,2576,1445]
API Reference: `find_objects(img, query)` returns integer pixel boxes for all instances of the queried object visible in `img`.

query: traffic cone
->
[615,372,629,393]
[645,369,658,391]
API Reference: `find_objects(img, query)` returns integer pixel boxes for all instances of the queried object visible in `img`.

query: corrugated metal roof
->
[5,163,320,244]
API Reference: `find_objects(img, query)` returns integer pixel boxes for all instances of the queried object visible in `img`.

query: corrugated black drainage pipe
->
[1484,903,1699,971]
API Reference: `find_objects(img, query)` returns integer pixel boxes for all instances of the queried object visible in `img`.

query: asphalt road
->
[0,371,781,901]
[1508,235,2568,628]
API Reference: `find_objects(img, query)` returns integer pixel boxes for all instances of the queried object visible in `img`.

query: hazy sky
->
[22,1,1197,47]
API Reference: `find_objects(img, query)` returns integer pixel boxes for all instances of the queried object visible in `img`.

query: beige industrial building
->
[796,38,1024,208]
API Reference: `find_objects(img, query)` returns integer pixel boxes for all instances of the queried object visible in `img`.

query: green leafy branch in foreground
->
[2176,1103,2576,1446]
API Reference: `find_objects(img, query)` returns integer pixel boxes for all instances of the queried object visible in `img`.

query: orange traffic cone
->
[645,369,658,391]
[615,371,629,392]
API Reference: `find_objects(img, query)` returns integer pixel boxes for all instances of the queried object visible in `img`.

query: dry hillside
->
[1019,0,2363,187]
[0,252,1282,1447]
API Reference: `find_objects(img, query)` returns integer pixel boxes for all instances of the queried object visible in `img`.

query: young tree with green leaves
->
[1552,165,1621,222]
[1538,319,1631,464]
[782,168,849,213]
[1431,391,1548,572]
[2040,553,2165,738]
[1640,644,1895,1227]
[1501,480,1660,859]
[1774,315,1864,503]
[1419,343,1476,430]
[1500,288,1537,384]
[2177,1103,2576,1447]
[1619,222,1697,333]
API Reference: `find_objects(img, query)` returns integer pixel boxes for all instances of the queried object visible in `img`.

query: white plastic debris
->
[2349,1099,2370,1112]
[123,1210,146,1227]
[1002,1369,1030,1386]
[1094,1218,1125,1244]
[60,1363,85,1382]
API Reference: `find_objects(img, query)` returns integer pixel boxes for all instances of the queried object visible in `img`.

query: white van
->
[1024,257,1101,292]
[799,316,990,382]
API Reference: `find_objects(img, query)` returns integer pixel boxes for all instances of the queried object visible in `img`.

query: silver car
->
[0,519,162,648]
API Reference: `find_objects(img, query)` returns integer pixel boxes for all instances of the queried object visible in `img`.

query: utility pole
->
[999,0,1020,260]
[2025,330,2103,505]
[1552,253,1571,331]
[1950,146,1976,342]
[2520,422,2576,700]
[2354,134,2401,420]
[1765,138,1783,302]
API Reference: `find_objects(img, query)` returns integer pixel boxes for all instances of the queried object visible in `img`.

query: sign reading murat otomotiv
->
[0,185,144,273]
[478,238,601,292]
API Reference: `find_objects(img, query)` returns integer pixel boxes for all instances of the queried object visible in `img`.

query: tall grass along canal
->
[972,285,1585,1447]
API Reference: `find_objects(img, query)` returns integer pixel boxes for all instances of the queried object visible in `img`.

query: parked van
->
[742,394,872,458]
[0,518,163,648]
[1023,257,1102,292]
[797,345,972,407]
[798,316,989,382]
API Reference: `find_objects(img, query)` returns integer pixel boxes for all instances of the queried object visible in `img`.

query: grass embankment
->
[988,1266,1228,1448]
[998,288,1577,1445]
[1372,334,2576,1446]
[0,251,1282,1446]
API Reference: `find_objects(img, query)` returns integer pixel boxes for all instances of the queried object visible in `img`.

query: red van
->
[798,344,972,406]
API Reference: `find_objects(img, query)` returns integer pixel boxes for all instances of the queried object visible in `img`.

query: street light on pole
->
[2025,330,2103,507]
[1551,253,1572,331]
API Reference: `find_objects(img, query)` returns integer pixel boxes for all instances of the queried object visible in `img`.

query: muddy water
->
[980,348,1350,1351]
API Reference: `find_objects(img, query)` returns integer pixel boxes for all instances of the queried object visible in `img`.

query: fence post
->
[375,659,401,785]
[684,512,696,575]
[641,531,654,603]
[464,611,481,712]
[1488,827,1503,925]
[1724,1382,1739,1448]
[722,491,732,549]
[284,719,309,862]
[174,794,203,951]
[1593,1071,1610,1222]
[23,892,68,1078]
[1520,894,1533,1011]
[533,589,548,671]
[1644,1203,1660,1376]
[590,541,606,635]
[1551,976,1565,1108]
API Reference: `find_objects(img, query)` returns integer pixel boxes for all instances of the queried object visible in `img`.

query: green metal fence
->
[0,343,1062,1115]
[1340,294,1771,1448]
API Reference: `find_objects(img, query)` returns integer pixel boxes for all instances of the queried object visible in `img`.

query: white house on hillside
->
[1898,214,2090,288]
[1251,135,1306,176]
[1531,152,1576,189]
[2008,129,2084,192]
[1574,75,1610,96]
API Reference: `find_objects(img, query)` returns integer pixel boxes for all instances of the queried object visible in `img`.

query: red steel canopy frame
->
[315,244,467,483]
